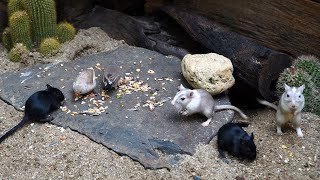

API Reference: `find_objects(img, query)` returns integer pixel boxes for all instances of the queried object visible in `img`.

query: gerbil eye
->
[286,94,290,98]
[298,95,301,98]
[181,98,185,101]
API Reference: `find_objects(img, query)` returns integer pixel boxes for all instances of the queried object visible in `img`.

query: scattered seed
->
[147,69,155,74]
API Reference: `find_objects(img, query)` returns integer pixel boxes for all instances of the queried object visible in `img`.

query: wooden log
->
[56,0,94,22]
[94,0,145,15]
[173,0,320,58]
[161,6,293,101]
[145,0,173,13]
[76,6,189,58]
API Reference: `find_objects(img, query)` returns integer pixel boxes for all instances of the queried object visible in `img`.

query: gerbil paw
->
[276,127,283,135]
[297,133,304,138]
[201,121,210,127]
[296,128,303,137]
[276,131,283,135]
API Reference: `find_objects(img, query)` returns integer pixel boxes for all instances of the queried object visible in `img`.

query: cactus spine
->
[9,11,32,49]
[9,43,29,62]
[8,0,25,17]
[4,0,76,60]
[313,96,320,116]
[2,27,12,50]
[294,55,320,88]
[25,0,57,47]
[39,37,61,56]
[57,22,76,43]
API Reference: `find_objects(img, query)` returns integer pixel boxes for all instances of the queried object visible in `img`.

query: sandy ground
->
[0,28,319,180]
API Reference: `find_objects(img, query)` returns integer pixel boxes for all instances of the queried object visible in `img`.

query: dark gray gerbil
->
[217,123,256,162]
[0,84,65,143]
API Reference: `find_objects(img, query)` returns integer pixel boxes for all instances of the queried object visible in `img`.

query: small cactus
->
[9,11,32,49]
[25,0,57,47]
[294,55,320,87]
[9,43,29,62]
[57,22,76,43]
[277,67,318,114]
[313,96,320,116]
[2,27,12,50]
[39,37,61,56]
[8,0,25,17]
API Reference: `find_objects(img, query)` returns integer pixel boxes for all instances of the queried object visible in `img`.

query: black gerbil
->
[0,84,65,143]
[217,123,256,162]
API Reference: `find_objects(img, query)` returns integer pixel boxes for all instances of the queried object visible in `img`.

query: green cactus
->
[294,55,320,87]
[277,67,318,114]
[9,43,29,62]
[2,27,12,50]
[313,96,320,116]
[25,0,57,47]
[39,37,61,56]
[9,11,32,49]
[8,0,25,17]
[57,22,76,43]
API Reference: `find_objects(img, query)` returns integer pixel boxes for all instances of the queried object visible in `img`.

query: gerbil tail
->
[257,98,277,110]
[215,105,248,119]
[0,116,29,143]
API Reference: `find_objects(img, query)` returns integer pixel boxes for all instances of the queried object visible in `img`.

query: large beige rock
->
[181,53,235,95]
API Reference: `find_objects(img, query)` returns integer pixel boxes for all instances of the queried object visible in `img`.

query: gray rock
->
[181,53,235,95]
[0,46,233,169]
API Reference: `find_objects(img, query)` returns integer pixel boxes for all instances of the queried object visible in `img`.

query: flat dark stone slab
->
[0,46,233,169]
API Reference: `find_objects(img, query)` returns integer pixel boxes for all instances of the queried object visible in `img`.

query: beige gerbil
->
[171,84,248,127]
[258,84,305,137]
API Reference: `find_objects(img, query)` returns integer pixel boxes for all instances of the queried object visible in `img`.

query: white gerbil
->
[171,84,248,127]
[258,83,305,137]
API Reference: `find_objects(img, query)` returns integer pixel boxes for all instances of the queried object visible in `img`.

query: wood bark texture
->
[173,0,320,58]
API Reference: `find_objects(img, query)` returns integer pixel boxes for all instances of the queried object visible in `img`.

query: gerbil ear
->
[179,84,186,91]
[284,83,290,91]
[187,91,194,98]
[251,133,254,140]
[46,84,52,89]
[298,84,305,93]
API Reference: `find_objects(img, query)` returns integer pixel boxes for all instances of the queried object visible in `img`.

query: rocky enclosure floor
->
[0,28,319,180]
